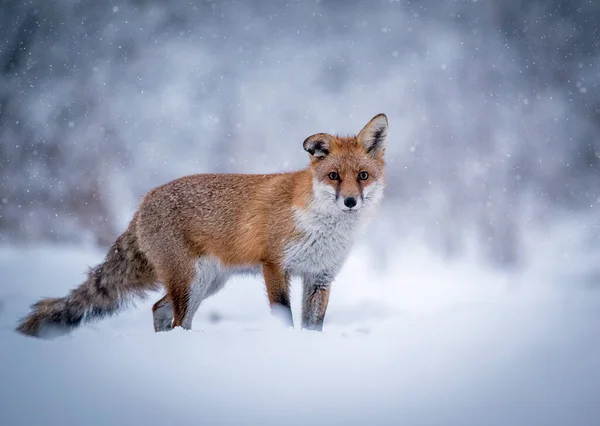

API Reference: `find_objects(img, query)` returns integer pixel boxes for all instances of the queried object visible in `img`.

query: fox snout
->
[334,177,366,212]
[344,197,357,209]
[338,194,362,212]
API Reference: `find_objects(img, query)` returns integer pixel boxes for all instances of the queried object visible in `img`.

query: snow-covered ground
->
[1,224,600,425]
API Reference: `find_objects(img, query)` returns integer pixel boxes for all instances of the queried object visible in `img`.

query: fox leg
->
[152,295,174,332]
[263,263,293,327]
[157,259,196,330]
[301,272,333,331]
[180,259,228,330]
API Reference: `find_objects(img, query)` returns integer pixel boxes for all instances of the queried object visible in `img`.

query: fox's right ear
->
[303,133,333,159]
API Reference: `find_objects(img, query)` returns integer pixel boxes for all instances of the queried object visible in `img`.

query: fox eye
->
[358,171,369,180]
[328,171,339,181]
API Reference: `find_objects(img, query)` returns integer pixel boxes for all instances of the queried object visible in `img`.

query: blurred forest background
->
[1,0,599,268]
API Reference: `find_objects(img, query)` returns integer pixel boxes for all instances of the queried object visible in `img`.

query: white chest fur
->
[283,178,384,277]
[283,208,362,276]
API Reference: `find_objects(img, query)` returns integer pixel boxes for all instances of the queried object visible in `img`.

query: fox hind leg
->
[180,258,228,330]
[144,240,198,331]
[152,257,229,332]
[152,295,174,332]
[155,258,196,330]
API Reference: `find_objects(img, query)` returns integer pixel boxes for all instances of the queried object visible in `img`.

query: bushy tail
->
[16,218,157,339]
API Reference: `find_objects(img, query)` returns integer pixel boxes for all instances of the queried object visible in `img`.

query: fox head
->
[303,114,388,215]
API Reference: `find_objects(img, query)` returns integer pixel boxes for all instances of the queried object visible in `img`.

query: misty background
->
[2,0,599,271]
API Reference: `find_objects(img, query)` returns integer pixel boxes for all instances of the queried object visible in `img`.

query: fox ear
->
[303,133,333,159]
[358,113,388,157]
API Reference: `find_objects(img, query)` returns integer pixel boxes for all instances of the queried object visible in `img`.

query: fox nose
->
[344,197,357,209]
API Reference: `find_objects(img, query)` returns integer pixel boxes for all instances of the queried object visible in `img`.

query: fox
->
[16,114,388,338]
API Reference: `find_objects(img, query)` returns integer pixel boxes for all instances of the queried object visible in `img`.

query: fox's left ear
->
[358,113,388,157]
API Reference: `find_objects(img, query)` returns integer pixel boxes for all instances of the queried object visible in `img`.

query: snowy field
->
[1,223,600,426]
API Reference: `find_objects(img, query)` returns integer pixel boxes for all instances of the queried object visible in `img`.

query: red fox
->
[16,114,388,338]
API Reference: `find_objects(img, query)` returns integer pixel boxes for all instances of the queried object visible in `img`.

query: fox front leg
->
[263,262,294,327]
[301,272,333,331]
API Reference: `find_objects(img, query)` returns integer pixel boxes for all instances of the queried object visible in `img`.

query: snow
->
[1,229,600,426]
